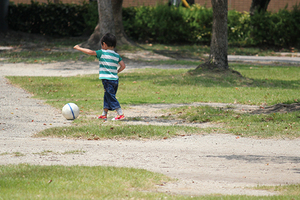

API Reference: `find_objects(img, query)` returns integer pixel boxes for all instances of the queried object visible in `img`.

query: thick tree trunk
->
[194,0,228,71]
[98,0,115,39]
[80,0,133,50]
[112,0,133,46]
[250,0,271,15]
[209,0,228,70]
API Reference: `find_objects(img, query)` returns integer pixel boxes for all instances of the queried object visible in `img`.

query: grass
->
[163,105,300,138]
[1,40,298,63]
[0,164,174,200]
[7,65,300,107]
[255,184,300,196]
[0,164,299,200]
[6,65,300,139]
[0,51,97,63]
[138,43,297,58]
[36,119,200,139]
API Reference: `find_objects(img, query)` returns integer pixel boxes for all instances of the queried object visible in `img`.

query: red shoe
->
[112,115,125,121]
[98,115,107,120]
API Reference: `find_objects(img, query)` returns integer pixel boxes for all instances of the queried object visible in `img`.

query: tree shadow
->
[206,154,300,164]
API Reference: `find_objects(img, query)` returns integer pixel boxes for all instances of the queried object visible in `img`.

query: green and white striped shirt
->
[96,49,122,80]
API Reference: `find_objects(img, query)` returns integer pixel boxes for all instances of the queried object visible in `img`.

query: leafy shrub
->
[227,10,251,45]
[249,3,300,47]
[7,2,300,47]
[8,1,88,36]
[82,1,98,33]
[124,4,189,43]
[181,4,213,43]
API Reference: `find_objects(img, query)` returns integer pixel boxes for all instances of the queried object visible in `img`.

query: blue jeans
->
[102,79,121,111]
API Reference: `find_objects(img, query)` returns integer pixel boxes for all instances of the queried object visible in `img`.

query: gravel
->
[0,61,300,197]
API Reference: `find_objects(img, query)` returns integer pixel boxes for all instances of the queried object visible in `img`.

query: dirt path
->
[0,61,300,196]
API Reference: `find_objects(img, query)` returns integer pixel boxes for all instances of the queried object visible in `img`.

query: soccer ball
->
[62,103,79,120]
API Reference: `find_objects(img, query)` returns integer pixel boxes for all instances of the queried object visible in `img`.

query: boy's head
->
[101,33,116,48]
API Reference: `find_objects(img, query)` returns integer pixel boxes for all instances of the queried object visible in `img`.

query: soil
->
[0,44,300,196]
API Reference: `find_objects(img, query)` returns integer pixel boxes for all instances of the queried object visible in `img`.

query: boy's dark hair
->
[100,33,116,48]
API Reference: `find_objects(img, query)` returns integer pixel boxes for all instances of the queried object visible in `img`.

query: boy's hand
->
[73,45,97,56]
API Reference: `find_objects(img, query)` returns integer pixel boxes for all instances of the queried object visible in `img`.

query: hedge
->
[7,2,300,47]
[8,1,89,36]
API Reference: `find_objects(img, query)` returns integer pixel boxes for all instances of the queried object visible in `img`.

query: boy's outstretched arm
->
[73,45,96,56]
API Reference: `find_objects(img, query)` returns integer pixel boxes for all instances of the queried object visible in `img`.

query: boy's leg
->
[102,79,121,111]
[102,108,108,116]
[102,79,125,120]
[99,80,112,120]
[116,108,123,115]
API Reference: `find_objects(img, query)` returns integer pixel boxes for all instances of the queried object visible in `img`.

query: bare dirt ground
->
[0,53,300,197]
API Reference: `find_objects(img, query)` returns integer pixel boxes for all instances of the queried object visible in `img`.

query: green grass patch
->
[0,152,25,157]
[255,184,300,196]
[164,106,300,139]
[0,164,299,199]
[6,65,300,139]
[0,164,174,200]
[36,118,200,140]
[0,51,97,63]
[1,41,298,64]
[138,43,293,58]
[7,65,300,110]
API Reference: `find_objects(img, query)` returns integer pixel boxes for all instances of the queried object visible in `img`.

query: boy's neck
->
[102,47,114,50]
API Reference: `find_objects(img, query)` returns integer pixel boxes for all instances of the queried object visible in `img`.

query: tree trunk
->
[194,0,228,71]
[98,0,115,39]
[250,0,271,15]
[112,0,133,46]
[80,0,133,50]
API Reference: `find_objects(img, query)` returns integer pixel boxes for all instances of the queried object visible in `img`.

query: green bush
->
[249,3,300,47]
[123,4,190,43]
[227,10,251,45]
[7,2,300,47]
[8,1,88,36]
[82,1,98,33]
[181,4,213,43]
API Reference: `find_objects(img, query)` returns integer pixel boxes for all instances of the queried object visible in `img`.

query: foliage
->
[123,4,190,43]
[180,4,213,43]
[82,1,98,34]
[8,1,89,36]
[248,3,300,47]
[227,10,251,45]
[7,2,300,47]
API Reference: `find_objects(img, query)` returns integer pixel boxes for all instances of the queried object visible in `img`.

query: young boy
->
[73,33,126,121]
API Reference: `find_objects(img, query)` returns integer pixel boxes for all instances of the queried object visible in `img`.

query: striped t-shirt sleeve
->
[96,49,122,80]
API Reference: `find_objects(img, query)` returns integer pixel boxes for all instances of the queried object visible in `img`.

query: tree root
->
[188,61,243,77]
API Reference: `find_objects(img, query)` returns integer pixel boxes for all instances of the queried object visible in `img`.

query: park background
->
[5,0,300,48]
[9,0,300,12]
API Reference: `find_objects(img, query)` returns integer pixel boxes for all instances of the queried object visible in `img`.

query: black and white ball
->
[62,103,79,120]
